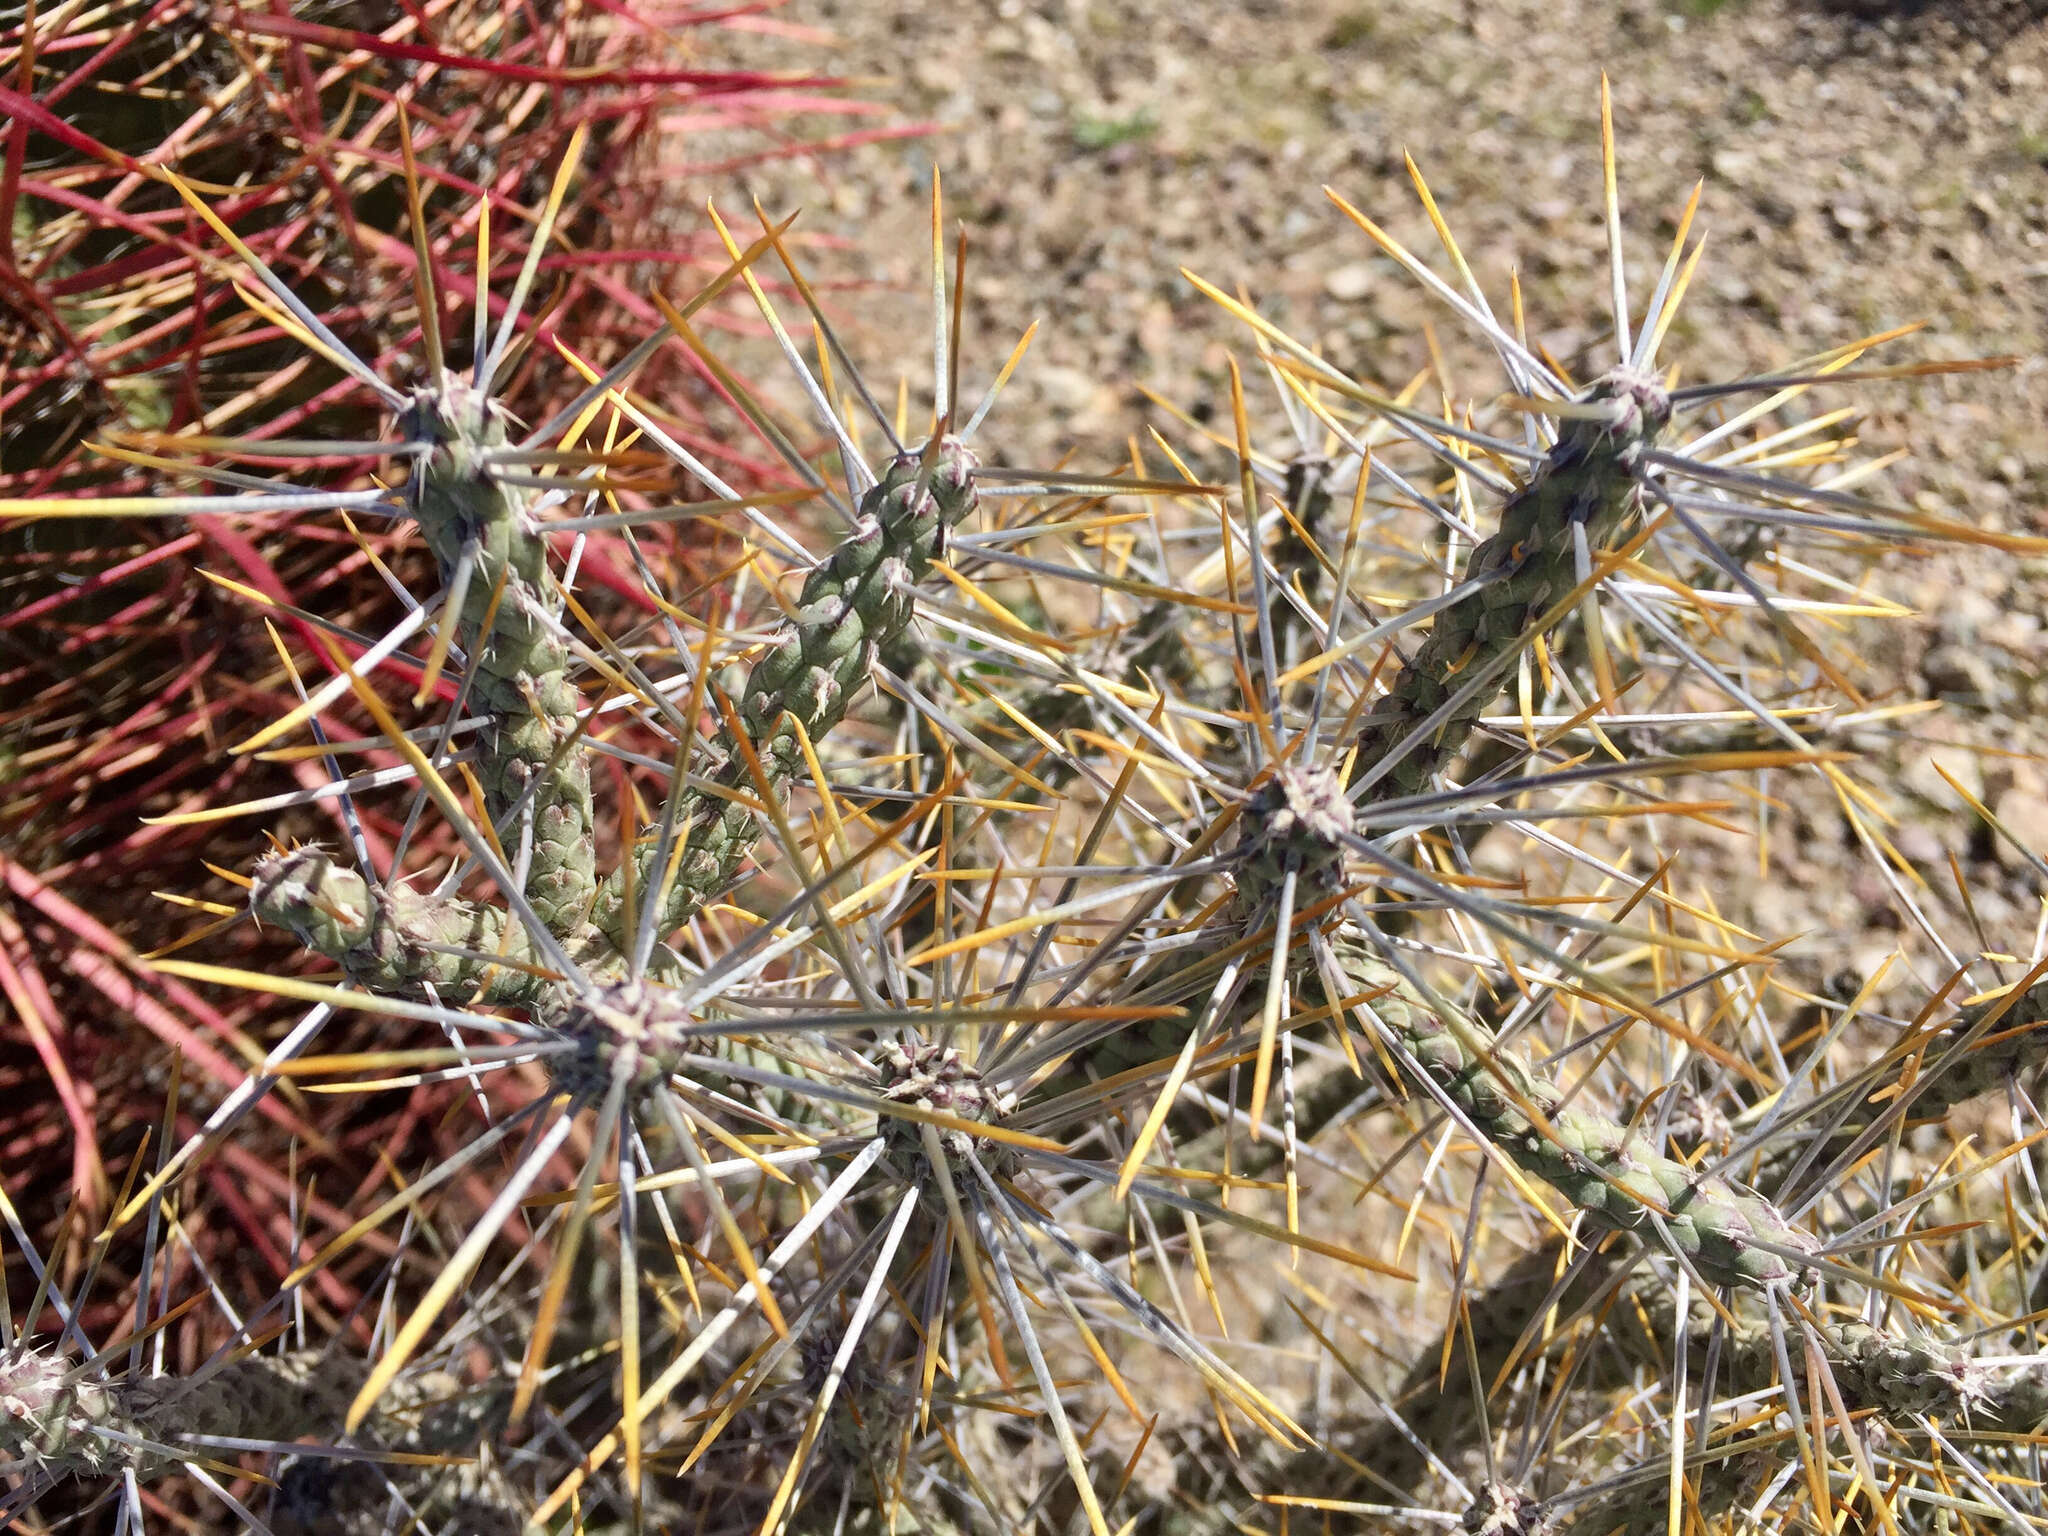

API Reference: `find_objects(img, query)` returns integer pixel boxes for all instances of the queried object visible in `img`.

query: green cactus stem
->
[1335,929,1817,1291]
[0,1347,463,1484]
[1219,370,1822,1292]
[1142,909,1820,1292]
[586,437,981,952]
[1072,752,1813,1292]
[404,373,598,938]
[252,846,561,1008]
[1349,369,1670,799]
[255,437,983,996]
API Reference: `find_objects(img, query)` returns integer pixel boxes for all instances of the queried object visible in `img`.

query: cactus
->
[9,71,2048,1536]
[584,436,985,953]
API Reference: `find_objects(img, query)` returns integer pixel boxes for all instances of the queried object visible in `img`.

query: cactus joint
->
[878,1040,1015,1199]
[542,980,695,1101]
[1234,763,1355,912]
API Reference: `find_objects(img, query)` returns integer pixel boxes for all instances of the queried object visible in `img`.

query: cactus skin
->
[1350,370,1671,798]
[1711,1307,1985,1422]
[0,1348,464,1483]
[1331,931,1818,1291]
[1109,762,1820,1293]
[403,374,598,939]
[1189,914,1820,1294]
[1558,1288,2048,1534]
[1233,764,1354,913]
[587,437,981,951]
[1892,976,2048,1118]
[250,372,605,997]
[252,845,560,1007]
[1238,369,1816,1292]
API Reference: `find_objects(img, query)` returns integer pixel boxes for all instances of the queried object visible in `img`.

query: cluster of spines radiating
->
[5,79,2048,1536]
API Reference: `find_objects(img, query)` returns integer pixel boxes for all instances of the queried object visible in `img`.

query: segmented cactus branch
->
[252,846,560,1007]
[1340,935,1818,1290]
[1625,1289,2027,1428]
[1349,370,1670,798]
[405,374,598,937]
[588,436,981,950]
[1196,763,1819,1291]
[0,1348,468,1484]
[245,374,611,991]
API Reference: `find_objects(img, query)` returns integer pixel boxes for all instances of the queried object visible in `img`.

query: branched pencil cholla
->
[6,79,2048,1536]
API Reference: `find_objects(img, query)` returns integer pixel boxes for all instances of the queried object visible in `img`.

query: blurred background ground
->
[703,0,2048,997]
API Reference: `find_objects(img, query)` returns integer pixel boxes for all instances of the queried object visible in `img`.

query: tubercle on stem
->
[1349,369,1671,799]
[404,372,598,938]
[587,436,982,952]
